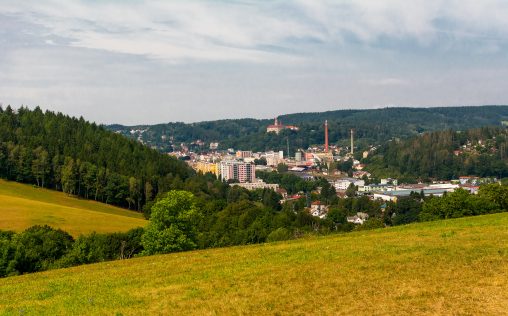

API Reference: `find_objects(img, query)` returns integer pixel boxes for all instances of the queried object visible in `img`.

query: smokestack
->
[350,129,354,155]
[324,120,329,152]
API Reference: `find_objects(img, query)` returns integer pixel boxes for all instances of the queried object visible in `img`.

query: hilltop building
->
[266,118,299,134]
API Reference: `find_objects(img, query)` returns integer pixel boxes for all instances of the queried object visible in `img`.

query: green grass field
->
[0,179,146,236]
[1,212,507,315]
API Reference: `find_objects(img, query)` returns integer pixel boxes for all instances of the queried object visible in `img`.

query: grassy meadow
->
[0,212,507,315]
[0,179,146,236]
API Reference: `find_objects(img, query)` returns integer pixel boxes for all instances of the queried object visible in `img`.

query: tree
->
[320,180,337,204]
[277,163,288,173]
[61,157,77,195]
[346,183,357,197]
[254,157,267,165]
[32,147,49,187]
[141,190,202,255]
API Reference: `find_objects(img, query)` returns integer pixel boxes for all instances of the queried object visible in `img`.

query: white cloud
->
[1,0,508,64]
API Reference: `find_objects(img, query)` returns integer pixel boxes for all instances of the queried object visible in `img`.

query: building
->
[231,180,279,191]
[265,151,284,166]
[334,178,365,191]
[310,201,329,219]
[266,118,299,134]
[347,212,369,225]
[220,161,256,183]
[381,178,398,186]
[209,142,219,150]
[373,188,455,202]
[195,162,220,177]
[236,150,253,159]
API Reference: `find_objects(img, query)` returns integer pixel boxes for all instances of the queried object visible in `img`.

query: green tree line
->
[365,127,508,180]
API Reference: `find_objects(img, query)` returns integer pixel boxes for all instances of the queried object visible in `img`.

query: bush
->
[267,228,293,242]
[9,225,74,274]
[58,228,144,267]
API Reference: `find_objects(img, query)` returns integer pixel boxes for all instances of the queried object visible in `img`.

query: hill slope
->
[0,179,146,236]
[1,213,507,315]
[109,105,508,152]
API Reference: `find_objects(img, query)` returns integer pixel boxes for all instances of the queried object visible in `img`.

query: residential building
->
[236,150,253,159]
[220,161,256,183]
[265,151,284,166]
[310,201,329,219]
[195,162,220,177]
[347,212,369,225]
[334,178,365,191]
[231,180,279,191]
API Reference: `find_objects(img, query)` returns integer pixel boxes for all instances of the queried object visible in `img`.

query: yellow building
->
[195,162,220,177]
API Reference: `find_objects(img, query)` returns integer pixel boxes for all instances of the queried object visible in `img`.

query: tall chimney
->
[324,120,329,152]
[350,129,354,155]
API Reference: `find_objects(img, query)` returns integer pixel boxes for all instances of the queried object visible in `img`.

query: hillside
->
[0,106,193,212]
[1,213,507,315]
[109,105,508,153]
[0,179,146,236]
[365,126,508,180]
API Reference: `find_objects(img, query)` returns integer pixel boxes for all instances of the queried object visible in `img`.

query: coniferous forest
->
[365,127,508,180]
[0,106,193,211]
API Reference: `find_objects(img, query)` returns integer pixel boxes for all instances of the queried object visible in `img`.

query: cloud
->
[1,0,508,64]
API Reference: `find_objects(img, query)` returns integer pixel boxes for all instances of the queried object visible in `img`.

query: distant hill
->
[108,106,508,153]
[2,212,507,314]
[0,179,146,236]
[365,126,508,180]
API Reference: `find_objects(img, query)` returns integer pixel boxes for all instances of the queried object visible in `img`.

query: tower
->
[350,129,354,155]
[324,120,329,152]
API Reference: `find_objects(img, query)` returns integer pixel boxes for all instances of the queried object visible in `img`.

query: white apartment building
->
[334,178,365,191]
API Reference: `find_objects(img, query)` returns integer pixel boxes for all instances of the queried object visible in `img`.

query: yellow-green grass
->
[1,213,508,315]
[0,179,146,236]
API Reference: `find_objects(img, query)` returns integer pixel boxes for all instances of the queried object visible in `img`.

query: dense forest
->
[365,126,508,180]
[109,106,508,153]
[0,106,193,211]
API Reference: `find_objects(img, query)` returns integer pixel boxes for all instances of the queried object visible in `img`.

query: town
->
[160,118,499,225]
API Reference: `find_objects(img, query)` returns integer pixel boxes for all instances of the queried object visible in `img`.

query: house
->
[346,212,369,225]
[310,201,329,219]
[276,188,288,199]
[459,176,480,186]
[353,171,371,179]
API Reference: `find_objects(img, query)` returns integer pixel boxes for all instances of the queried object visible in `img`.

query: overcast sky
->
[1,1,508,125]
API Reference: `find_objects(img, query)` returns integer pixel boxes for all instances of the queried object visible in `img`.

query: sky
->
[1,0,508,125]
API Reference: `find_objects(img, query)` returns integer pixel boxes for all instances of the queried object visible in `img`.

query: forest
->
[109,106,508,153]
[365,126,508,180]
[0,106,193,212]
